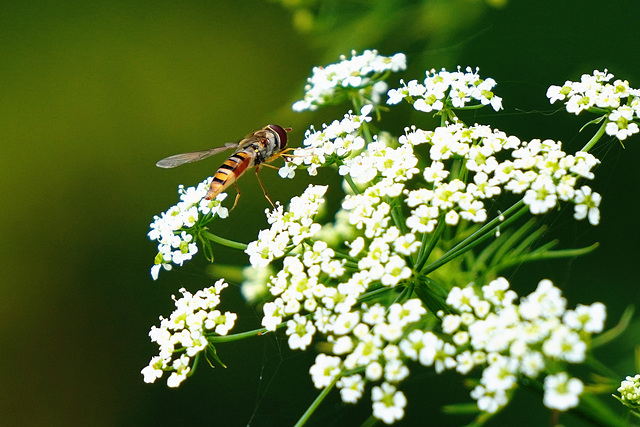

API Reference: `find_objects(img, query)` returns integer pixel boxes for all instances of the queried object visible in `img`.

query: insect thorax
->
[251,134,280,165]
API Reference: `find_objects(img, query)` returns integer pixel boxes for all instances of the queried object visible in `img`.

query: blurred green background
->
[2,0,639,425]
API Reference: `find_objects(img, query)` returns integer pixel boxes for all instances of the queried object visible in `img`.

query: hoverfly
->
[156,124,291,209]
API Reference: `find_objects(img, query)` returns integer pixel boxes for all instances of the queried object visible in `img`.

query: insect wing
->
[237,133,267,149]
[156,142,239,168]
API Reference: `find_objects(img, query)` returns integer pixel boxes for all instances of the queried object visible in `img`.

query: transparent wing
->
[155,142,239,168]
[237,133,267,149]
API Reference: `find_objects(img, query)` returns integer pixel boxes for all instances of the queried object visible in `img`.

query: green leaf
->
[206,343,227,369]
[414,276,449,314]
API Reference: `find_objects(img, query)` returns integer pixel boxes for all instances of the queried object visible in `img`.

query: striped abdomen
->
[205,148,256,200]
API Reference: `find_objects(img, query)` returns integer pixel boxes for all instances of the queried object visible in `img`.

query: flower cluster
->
[148,178,228,280]
[547,69,640,140]
[290,273,604,421]
[279,106,372,178]
[145,50,637,426]
[617,374,640,409]
[292,49,407,112]
[141,279,237,387]
[387,66,503,112]
[439,278,604,412]
[245,184,328,269]
[308,299,427,424]
[401,123,602,224]
[290,118,602,240]
[251,139,601,423]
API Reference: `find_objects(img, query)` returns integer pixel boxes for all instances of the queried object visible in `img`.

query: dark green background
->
[2,1,639,425]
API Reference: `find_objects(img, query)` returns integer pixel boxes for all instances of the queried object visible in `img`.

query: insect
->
[156,124,291,209]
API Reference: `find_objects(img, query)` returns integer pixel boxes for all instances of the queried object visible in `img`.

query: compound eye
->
[267,124,289,150]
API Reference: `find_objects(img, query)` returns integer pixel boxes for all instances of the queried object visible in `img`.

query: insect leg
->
[265,147,308,163]
[260,163,280,170]
[254,166,276,209]
[231,183,241,211]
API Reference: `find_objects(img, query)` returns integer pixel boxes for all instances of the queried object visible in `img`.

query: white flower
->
[418,332,456,373]
[380,255,411,287]
[309,353,342,389]
[362,303,387,326]
[167,354,191,388]
[204,310,237,336]
[286,109,373,178]
[546,82,574,104]
[446,286,481,313]
[371,383,407,424]
[388,299,427,328]
[348,236,366,257]
[470,385,508,413]
[261,299,284,331]
[141,356,166,384]
[406,205,439,234]
[365,361,383,381]
[543,373,583,410]
[523,176,557,214]
[606,105,639,140]
[392,233,421,256]
[423,161,449,183]
[337,374,365,403]
[519,279,566,320]
[562,302,606,333]
[542,325,587,363]
[440,278,605,414]
[333,312,360,335]
[384,359,410,383]
[573,185,601,225]
[520,351,545,378]
[481,277,517,307]
[481,357,518,392]
[345,330,383,369]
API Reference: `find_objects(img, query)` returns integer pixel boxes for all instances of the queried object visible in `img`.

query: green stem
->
[492,243,600,272]
[389,198,407,234]
[294,372,341,427]
[206,322,287,343]
[440,111,449,127]
[452,103,487,111]
[350,91,363,112]
[592,305,635,348]
[581,118,608,152]
[361,121,374,144]
[357,284,394,303]
[188,352,201,375]
[349,92,374,141]
[201,230,248,250]
[343,173,361,195]
[330,247,360,264]
[575,393,629,427]
[584,354,621,380]
[414,217,446,272]
[206,328,264,342]
[422,201,528,275]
